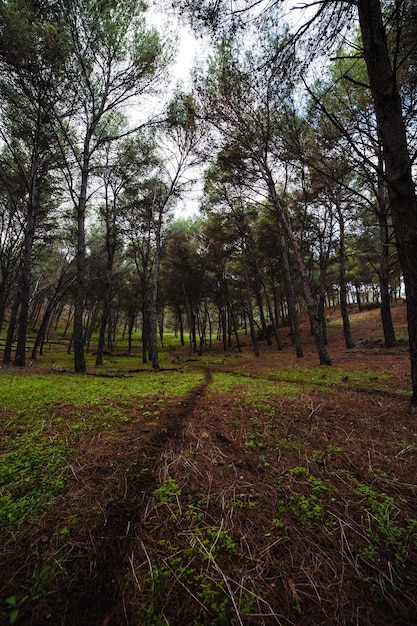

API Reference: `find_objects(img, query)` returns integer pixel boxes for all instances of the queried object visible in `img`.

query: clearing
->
[1,302,416,625]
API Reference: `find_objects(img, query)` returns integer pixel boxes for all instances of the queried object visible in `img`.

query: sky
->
[142,1,321,219]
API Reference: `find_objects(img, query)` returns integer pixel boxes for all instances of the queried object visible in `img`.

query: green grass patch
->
[269,365,391,390]
[0,369,204,532]
[0,425,69,530]
[273,469,338,528]
[0,370,204,411]
[210,372,303,400]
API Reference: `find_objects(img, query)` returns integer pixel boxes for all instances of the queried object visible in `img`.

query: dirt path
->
[38,369,215,625]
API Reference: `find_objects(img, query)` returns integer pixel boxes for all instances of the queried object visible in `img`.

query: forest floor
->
[1,302,417,625]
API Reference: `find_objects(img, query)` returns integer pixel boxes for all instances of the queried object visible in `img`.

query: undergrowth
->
[0,311,416,626]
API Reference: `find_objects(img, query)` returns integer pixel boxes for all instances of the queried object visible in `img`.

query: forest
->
[1,0,417,625]
[1,0,417,398]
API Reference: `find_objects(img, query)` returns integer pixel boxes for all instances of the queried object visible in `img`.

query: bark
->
[278,207,332,365]
[95,299,110,367]
[336,202,355,348]
[3,295,20,365]
[266,170,331,361]
[376,153,396,348]
[242,252,260,357]
[264,277,282,350]
[149,213,163,371]
[32,298,56,360]
[73,143,90,373]
[357,0,417,409]
[277,223,303,358]
[232,310,242,352]
[14,151,40,366]
[378,210,397,348]
[317,293,327,345]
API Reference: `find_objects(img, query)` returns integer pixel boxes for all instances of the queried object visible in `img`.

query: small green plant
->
[245,423,304,453]
[4,595,29,625]
[289,466,308,478]
[274,474,337,527]
[353,480,404,548]
[152,477,181,504]
[0,436,68,531]
[141,528,240,625]
[189,527,238,558]
[229,498,256,510]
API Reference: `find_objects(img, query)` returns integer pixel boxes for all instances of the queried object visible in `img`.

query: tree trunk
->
[376,152,396,348]
[268,175,331,362]
[32,298,56,360]
[357,0,417,409]
[14,178,38,366]
[73,157,88,373]
[3,295,20,365]
[378,210,397,348]
[336,202,355,348]
[149,218,163,371]
[277,224,303,358]
[265,277,282,350]
[96,270,113,366]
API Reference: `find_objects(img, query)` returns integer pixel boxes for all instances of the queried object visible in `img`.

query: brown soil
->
[1,303,417,625]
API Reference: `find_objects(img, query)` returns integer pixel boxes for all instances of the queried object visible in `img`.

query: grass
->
[0,370,204,410]
[0,367,204,533]
[1,307,416,625]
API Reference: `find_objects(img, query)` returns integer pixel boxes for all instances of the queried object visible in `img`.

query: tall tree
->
[0,0,68,365]
[196,30,332,364]
[53,0,169,372]
[356,0,417,409]
[177,0,417,408]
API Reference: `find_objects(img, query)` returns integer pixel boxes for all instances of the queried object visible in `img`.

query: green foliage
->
[142,527,241,624]
[0,368,202,531]
[4,594,29,625]
[353,479,404,550]
[0,371,203,410]
[152,477,182,504]
[244,419,304,453]
[211,372,303,399]
[274,470,338,527]
[0,430,68,530]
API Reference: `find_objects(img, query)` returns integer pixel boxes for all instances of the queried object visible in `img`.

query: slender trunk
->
[242,250,259,357]
[32,298,56,360]
[73,156,88,373]
[95,304,109,366]
[358,0,417,409]
[278,224,303,357]
[265,277,282,350]
[266,172,332,363]
[336,203,355,348]
[355,281,362,311]
[198,304,208,356]
[317,293,327,345]
[128,316,134,354]
[379,212,397,348]
[3,295,20,365]
[279,208,331,364]
[149,220,162,370]
[63,305,74,336]
[96,271,112,366]
[376,152,396,348]
[232,310,242,352]
[176,306,185,346]
[14,181,38,367]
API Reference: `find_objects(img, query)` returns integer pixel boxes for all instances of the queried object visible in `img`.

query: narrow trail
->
[55,368,214,625]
